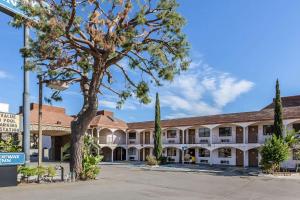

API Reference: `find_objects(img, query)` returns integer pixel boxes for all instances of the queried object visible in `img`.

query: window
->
[219,127,232,137]
[167,148,177,156]
[199,128,210,137]
[128,132,136,139]
[293,149,300,160]
[263,125,274,135]
[199,149,210,157]
[218,148,231,158]
[128,148,136,156]
[167,130,177,138]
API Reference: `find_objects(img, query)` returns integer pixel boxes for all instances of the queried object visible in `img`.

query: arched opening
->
[197,147,210,164]
[140,147,153,161]
[128,147,138,161]
[113,130,126,145]
[99,128,113,144]
[211,147,238,166]
[100,147,112,162]
[163,147,181,163]
[114,147,126,161]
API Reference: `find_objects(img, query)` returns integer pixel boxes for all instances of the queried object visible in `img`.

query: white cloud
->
[100,99,137,110]
[0,70,11,79]
[158,57,254,119]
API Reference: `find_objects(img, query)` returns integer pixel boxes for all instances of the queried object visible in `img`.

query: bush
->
[146,155,158,166]
[260,135,290,173]
[80,136,103,180]
[80,155,103,180]
[0,136,22,152]
[47,166,56,178]
[18,166,37,182]
[159,156,168,165]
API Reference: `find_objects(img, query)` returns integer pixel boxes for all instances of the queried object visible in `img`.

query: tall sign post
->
[0,0,32,165]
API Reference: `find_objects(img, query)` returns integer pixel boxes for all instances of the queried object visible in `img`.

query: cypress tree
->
[154,93,163,160]
[274,79,284,137]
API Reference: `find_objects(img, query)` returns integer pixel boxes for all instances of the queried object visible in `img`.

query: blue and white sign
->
[0,153,25,166]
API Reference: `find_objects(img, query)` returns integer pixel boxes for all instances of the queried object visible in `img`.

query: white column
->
[210,128,213,145]
[243,127,246,144]
[209,150,213,165]
[126,148,129,161]
[111,149,114,162]
[97,128,100,145]
[137,149,140,161]
[243,150,248,168]
[112,131,114,144]
[125,132,128,145]
[181,149,185,163]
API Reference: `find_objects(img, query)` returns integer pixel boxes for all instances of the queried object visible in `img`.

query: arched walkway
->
[113,147,126,161]
[128,147,138,161]
[140,147,153,161]
[101,147,112,162]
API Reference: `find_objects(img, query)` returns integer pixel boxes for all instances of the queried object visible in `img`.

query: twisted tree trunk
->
[70,59,103,180]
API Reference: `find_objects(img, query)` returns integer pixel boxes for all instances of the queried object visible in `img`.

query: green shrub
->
[47,166,56,178]
[80,136,103,180]
[36,166,47,177]
[146,155,158,166]
[0,136,22,152]
[18,166,37,182]
[80,155,103,180]
[260,135,290,173]
[159,156,168,165]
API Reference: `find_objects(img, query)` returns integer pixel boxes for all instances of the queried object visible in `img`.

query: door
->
[188,129,195,144]
[236,127,243,143]
[248,149,258,167]
[248,126,258,143]
[145,132,150,144]
[236,149,244,166]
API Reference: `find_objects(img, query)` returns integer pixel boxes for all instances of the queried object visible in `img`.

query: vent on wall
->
[221,139,230,143]
[220,160,229,165]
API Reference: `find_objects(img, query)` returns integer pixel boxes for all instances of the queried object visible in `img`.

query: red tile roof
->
[127,106,300,130]
[89,110,128,130]
[20,103,74,128]
[262,95,300,109]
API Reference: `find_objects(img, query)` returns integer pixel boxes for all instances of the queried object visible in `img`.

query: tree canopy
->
[11,0,190,179]
[13,0,189,107]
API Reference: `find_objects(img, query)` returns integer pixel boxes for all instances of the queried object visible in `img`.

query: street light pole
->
[23,24,30,165]
[38,75,43,166]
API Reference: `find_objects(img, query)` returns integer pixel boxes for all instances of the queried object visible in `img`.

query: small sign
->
[0,112,20,133]
[0,153,25,166]
[182,146,188,151]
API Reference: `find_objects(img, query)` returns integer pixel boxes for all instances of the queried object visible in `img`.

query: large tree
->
[13,0,189,179]
[274,79,283,137]
[153,92,162,160]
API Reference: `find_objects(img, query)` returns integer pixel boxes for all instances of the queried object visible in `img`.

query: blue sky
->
[0,0,300,122]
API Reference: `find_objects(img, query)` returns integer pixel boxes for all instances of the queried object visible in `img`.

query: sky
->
[0,0,300,122]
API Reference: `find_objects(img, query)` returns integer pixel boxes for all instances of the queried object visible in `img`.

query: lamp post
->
[23,25,30,165]
[38,75,43,166]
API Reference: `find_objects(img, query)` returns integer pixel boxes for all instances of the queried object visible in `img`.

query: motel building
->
[5,95,300,169]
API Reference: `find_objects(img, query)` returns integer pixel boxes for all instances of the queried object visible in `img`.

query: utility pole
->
[23,24,30,165]
[38,75,43,166]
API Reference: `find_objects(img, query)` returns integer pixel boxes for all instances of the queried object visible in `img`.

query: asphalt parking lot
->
[1,164,300,200]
